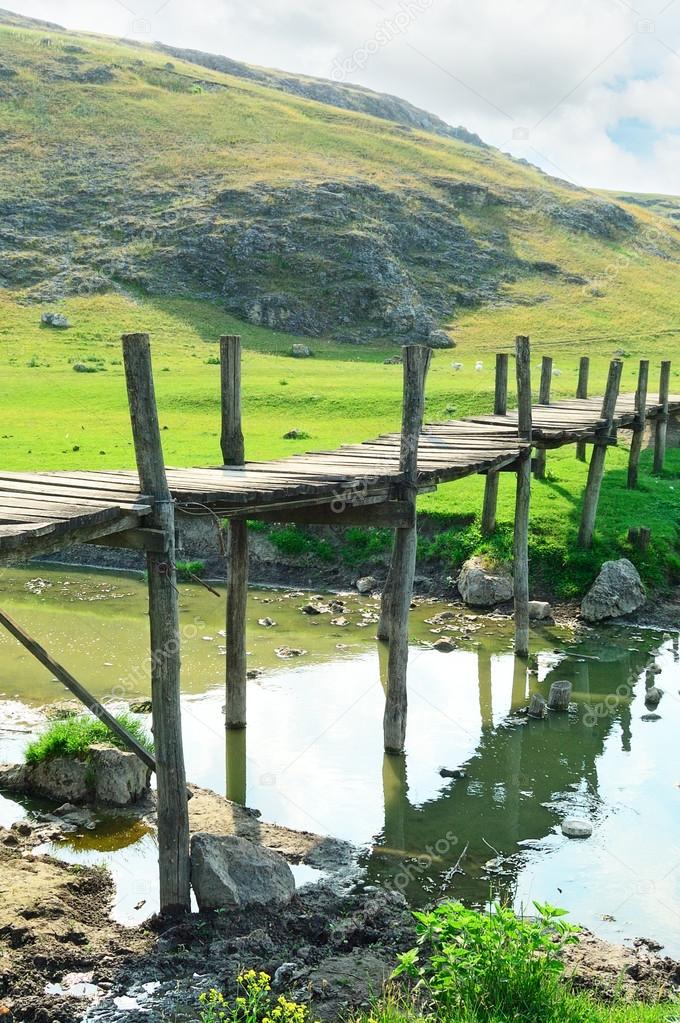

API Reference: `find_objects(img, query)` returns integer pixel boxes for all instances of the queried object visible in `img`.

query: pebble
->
[561,817,593,839]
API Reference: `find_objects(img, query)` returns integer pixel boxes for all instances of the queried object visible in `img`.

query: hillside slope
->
[1,11,680,349]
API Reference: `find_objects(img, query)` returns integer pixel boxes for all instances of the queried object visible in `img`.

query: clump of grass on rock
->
[25,712,154,765]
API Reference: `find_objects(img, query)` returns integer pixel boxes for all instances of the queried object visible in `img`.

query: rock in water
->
[457,557,513,607]
[88,745,151,806]
[0,745,150,806]
[528,600,552,620]
[433,637,456,653]
[356,576,377,594]
[190,833,295,910]
[561,817,593,839]
[581,559,646,621]
[645,686,663,708]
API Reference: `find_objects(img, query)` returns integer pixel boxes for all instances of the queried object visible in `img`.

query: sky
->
[6,0,680,194]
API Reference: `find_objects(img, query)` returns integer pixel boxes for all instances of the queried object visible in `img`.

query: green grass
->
[24,712,154,764]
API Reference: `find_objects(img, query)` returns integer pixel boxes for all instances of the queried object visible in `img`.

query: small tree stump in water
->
[527,693,547,719]
[548,680,573,712]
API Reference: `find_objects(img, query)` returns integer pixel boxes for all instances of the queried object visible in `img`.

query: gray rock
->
[190,833,295,911]
[88,745,151,806]
[41,311,71,328]
[427,329,455,349]
[433,637,456,653]
[581,559,646,621]
[290,344,313,358]
[528,600,552,620]
[561,817,593,839]
[457,557,513,607]
[356,576,377,594]
[644,687,663,707]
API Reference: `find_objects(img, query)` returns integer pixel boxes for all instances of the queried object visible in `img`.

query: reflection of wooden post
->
[481,354,509,535]
[576,356,590,462]
[653,360,671,475]
[514,336,532,658]
[122,333,190,915]
[511,654,528,710]
[382,752,407,855]
[534,356,552,480]
[578,360,622,549]
[226,728,247,805]
[477,645,493,728]
[221,335,249,729]
[627,360,649,490]
[383,345,432,754]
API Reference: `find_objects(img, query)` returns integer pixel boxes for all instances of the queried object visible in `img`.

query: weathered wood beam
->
[513,335,532,658]
[221,334,249,730]
[122,332,190,916]
[653,359,671,475]
[577,359,623,549]
[575,356,590,462]
[627,360,649,490]
[87,527,168,553]
[382,344,432,754]
[534,355,553,480]
[0,511,141,564]
[481,353,509,536]
[0,609,156,772]
[247,500,415,528]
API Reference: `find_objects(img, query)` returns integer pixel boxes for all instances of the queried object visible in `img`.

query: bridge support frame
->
[627,360,649,490]
[513,336,532,658]
[575,356,590,462]
[653,360,671,475]
[481,353,509,536]
[578,359,623,549]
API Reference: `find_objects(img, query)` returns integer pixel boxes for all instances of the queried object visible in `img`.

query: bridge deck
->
[0,391,676,563]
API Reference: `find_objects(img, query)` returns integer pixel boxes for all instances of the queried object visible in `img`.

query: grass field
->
[2,288,679,597]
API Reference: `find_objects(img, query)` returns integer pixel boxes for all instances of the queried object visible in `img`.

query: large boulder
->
[0,745,151,807]
[581,559,646,622]
[190,833,295,911]
[457,557,513,607]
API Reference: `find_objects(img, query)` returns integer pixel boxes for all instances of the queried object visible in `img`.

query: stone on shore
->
[581,559,646,621]
[190,833,295,911]
[0,745,151,807]
[561,817,593,839]
[457,557,513,607]
[356,576,377,594]
[528,600,552,620]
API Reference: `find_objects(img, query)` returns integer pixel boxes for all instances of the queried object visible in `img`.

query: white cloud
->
[6,0,680,193]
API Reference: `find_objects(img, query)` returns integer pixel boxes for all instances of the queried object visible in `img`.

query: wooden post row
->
[577,359,623,549]
[534,355,553,480]
[575,356,590,462]
[122,333,190,916]
[513,336,532,659]
[653,360,671,475]
[382,345,432,754]
[627,360,649,490]
[220,335,249,730]
[481,353,509,536]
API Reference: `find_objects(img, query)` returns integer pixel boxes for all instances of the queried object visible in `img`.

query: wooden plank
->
[220,335,245,466]
[578,360,623,548]
[628,360,649,490]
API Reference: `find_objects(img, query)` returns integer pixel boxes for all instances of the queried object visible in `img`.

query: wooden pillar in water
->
[383,344,432,753]
[653,360,671,475]
[575,356,590,462]
[221,335,249,729]
[534,355,553,480]
[577,359,623,549]
[513,335,532,658]
[627,360,649,490]
[122,333,190,916]
[481,353,509,536]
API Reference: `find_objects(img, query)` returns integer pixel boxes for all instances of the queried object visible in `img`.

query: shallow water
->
[0,566,678,950]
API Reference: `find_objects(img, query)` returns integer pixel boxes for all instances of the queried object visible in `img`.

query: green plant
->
[176,558,206,580]
[199,970,317,1023]
[394,900,581,1022]
[25,712,154,764]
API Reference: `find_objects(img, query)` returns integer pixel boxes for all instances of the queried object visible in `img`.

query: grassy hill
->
[1,11,679,596]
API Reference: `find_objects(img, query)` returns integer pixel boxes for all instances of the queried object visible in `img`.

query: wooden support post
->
[534,355,553,480]
[122,332,190,916]
[627,360,649,490]
[220,335,245,466]
[577,359,623,549]
[575,356,590,462]
[653,360,671,475]
[220,335,249,729]
[382,345,432,754]
[481,353,509,536]
[514,336,532,659]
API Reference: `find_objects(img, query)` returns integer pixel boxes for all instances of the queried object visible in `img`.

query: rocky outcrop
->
[457,557,513,607]
[581,559,646,621]
[0,746,151,806]
[190,833,296,911]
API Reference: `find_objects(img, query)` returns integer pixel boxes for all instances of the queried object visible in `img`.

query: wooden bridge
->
[0,332,676,915]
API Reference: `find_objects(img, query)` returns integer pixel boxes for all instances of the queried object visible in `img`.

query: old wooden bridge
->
[0,333,676,913]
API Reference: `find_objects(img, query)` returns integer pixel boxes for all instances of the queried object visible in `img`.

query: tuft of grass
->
[176,559,206,580]
[25,712,154,764]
